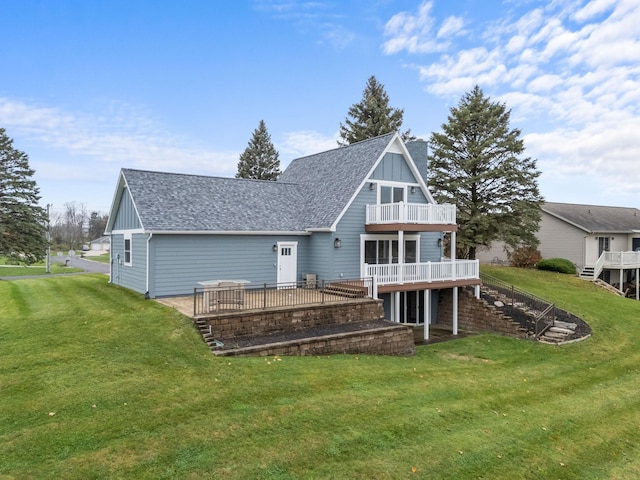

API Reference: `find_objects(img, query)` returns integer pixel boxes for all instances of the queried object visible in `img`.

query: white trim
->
[123,232,132,266]
[331,133,436,230]
[276,241,298,285]
[359,233,420,277]
[112,229,311,236]
[105,172,145,233]
[111,228,145,235]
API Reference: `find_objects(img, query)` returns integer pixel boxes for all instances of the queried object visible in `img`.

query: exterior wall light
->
[437,238,443,248]
[273,244,277,252]
[369,182,375,190]
[410,186,416,194]
[334,238,341,248]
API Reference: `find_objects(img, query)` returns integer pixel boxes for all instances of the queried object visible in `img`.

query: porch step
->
[538,322,577,344]
[323,282,368,298]
[580,266,595,280]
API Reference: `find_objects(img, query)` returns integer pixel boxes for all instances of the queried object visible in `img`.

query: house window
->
[364,238,416,264]
[405,240,417,263]
[124,234,132,265]
[380,185,404,204]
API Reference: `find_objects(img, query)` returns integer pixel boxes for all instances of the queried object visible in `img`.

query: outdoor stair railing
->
[480,272,555,338]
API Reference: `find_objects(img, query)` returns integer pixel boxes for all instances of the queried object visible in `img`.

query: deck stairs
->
[323,282,368,299]
[579,266,596,280]
[479,283,587,344]
[537,321,579,344]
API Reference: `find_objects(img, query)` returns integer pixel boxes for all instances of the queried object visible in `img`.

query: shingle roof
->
[279,133,394,229]
[119,133,395,232]
[542,202,640,233]
[122,170,305,231]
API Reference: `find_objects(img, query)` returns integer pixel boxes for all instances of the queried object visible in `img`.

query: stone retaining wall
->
[438,288,528,338]
[200,299,415,356]
[202,299,386,338]
[214,326,416,357]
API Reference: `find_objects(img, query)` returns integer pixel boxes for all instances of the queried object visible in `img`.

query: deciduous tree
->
[236,120,281,180]
[428,86,543,259]
[0,128,47,263]
[338,75,413,145]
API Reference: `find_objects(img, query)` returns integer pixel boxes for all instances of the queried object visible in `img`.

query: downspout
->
[145,233,153,299]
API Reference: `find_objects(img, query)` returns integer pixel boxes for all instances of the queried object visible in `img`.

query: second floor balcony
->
[365,259,480,293]
[365,202,457,233]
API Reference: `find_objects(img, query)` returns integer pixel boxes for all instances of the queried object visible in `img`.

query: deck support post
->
[452,286,458,335]
[620,268,624,294]
[424,289,430,340]
[394,291,401,323]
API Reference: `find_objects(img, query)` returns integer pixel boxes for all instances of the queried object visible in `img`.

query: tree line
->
[48,203,109,252]
[0,77,543,264]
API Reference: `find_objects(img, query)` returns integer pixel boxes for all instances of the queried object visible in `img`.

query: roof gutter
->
[138,230,312,236]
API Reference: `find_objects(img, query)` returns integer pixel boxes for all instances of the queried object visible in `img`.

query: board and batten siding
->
[112,188,141,231]
[110,233,148,295]
[149,234,311,297]
[370,153,419,183]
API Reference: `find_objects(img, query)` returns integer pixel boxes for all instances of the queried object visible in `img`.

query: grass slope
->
[1,269,640,479]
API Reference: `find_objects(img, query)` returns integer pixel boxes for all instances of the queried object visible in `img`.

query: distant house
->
[105,133,481,336]
[478,202,640,295]
[90,235,110,252]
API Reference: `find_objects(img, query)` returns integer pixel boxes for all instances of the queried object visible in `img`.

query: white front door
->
[277,242,297,286]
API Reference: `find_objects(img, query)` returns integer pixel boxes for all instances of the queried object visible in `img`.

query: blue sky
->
[1,0,639,216]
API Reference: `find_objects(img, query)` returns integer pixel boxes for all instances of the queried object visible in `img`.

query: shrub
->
[537,258,577,274]
[509,247,542,268]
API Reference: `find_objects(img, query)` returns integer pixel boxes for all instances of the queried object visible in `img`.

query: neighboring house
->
[90,235,110,251]
[478,202,640,294]
[105,132,481,336]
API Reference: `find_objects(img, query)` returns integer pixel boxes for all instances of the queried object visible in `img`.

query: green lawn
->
[1,268,640,479]
[0,263,83,276]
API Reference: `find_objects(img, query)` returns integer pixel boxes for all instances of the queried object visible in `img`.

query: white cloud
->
[383,0,640,206]
[278,130,338,166]
[0,97,239,177]
[436,16,465,39]
[382,1,455,54]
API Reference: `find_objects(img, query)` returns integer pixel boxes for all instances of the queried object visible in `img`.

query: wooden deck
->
[156,288,373,318]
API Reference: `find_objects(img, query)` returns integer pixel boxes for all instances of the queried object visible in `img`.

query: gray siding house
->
[105,133,480,335]
[478,202,640,295]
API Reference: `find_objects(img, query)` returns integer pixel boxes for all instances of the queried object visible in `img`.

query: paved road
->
[0,255,109,281]
[51,254,110,274]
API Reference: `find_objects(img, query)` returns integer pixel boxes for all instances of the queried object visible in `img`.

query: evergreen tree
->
[338,75,413,146]
[428,86,543,260]
[88,211,109,240]
[0,128,47,264]
[236,120,281,180]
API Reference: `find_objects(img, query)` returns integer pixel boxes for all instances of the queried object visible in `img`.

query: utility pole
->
[46,204,52,273]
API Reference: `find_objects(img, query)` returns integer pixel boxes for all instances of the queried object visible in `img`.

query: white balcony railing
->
[603,251,640,268]
[366,259,479,286]
[366,202,456,225]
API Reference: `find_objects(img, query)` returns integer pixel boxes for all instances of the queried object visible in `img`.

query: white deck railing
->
[366,259,479,286]
[603,251,640,268]
[366,202,456,225]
